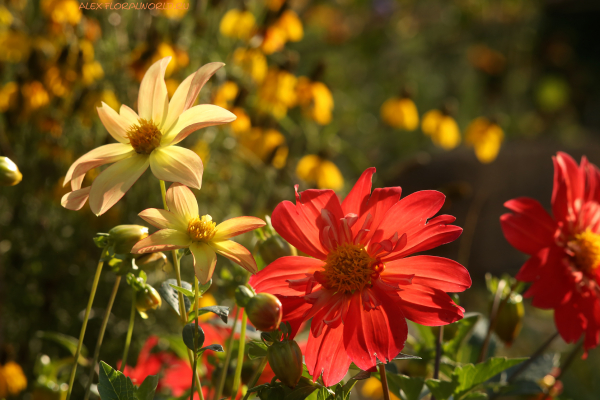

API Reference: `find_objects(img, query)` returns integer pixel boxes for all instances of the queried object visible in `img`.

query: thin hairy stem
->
[120,289,136,372]
[378,364,391,400]
[231,311,248,399]
[214,307,241,400]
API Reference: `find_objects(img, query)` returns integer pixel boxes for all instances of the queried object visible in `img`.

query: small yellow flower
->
[82,61,104,86]
[296,77,334,125]
[160,0,190,20]
[361,377,400,400]
[213,81,239,109]
[239,127,288,169]
[260,10,304,54]
[258,68,297,119]
[133,183,266,283]
[231,107,252,135]
[220,9,256,40]
[296,154,343,190]
[21,81,50,111]
[197,293,217,320]
[0,30,30,63]
[41,0,81,25]
[0,6,14,26]
[0,82,18,112]
[232,48,268,83]
[380,97,419,131]
[422,109,461,150]
[0,361,27,398]
[465,117,504,163]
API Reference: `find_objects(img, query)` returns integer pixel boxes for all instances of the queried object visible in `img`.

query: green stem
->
[84,275,121,400]
[378,364,391,400]
[245,357,268,395]
[160,180,204,398]
[214,307,240,400]
[66,259,104,400]
[231,311,248,399]
[190,277,202,400]
[120,289,136,372]
[431,325,444,400]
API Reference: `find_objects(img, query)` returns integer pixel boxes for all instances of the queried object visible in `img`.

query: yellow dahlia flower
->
[465,117,504,163]
[62,57,236,216]
[132,183,265,283]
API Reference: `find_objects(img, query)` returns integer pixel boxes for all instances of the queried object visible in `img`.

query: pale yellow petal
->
[64,143,134,190]
[209,240,257,273]
[97,102,130,143]
[165,182,199,221]
[138,208,188,231]
[138,57,171,126]
[190,242,218,284]
[131,229,191,254]
[61,187,91,211]
[162,104,236,146]
[149,146,203,189]
[213,216,266,241]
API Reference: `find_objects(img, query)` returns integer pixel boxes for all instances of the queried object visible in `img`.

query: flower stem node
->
[246,293,282,331]
[235,285,255,308]
[267,339,303,388]
[0,156,22,186]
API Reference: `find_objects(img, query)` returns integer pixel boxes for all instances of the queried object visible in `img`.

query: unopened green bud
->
[0,156,22,186]
[246,293,282,331]
[258,235,295,265]
[267,339,303,387]
[108,225,149,254]
[135,285,162,319]
[493,293,524,346]
[235,285,255,307]
[135,252,167,270]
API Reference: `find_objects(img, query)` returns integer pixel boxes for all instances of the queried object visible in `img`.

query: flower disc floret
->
[187,215,216,242]
[570,228,600,273]
[322,242,375,294]
[127,118,162,154]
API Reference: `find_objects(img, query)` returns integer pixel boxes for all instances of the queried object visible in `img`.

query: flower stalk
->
[214,307,241,400]
[120,289,136,372]
[378,364,391,400]
[231,310,248,399]
[66,259,105,400]
[84,275,121,400]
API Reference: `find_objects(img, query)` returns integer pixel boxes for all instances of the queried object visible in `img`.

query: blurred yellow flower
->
[214,81,239,109]
[231,107,252,134]
[361,377,400,400]
[0,30,30,63]
[220,8,256,40]
[192,139,211,165]
[22,81,50,111]
[0,361,27,398]
[165,78,181,98]
[0,6,14,26]
[422,109,461,150]
[267,0,285,11]
[465,117,504,163]
[160,0,189,19]
[131,43,187,81]
[296,154,343,190]
[101,89,120,111]
[41,0,81,25]
[296,77,334,125]
[239,127,288,169]
[232,48,268,83]
[197,293,218,320]
[82,61,104,86]
[261,10,304,54]
[380,97,419,131]
[0,82,18,112]
[258,68,297,119]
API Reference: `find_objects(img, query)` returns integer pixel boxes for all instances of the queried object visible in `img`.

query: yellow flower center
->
[187,215,217,242]
[322,242,376,294]
[571,229,600,273]
[127,118,162,154]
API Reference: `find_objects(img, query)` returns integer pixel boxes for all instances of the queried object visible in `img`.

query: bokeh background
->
[1,0,600,398]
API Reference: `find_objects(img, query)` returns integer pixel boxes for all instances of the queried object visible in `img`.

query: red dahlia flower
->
[501,152,600,353]
[249,168,471,386]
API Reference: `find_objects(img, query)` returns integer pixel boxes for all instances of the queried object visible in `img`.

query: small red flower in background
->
[501,152,600,354]
[250,167,471,386]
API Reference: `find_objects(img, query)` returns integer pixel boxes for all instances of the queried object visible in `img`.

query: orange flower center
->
[571,229,600,273]
[127,119,162,154]
[187,215,216,242]
[322,242,376,294]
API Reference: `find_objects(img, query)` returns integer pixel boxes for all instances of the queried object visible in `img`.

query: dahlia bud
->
[267,339,303,388]
[135,285,162,319]
[235,285,255,307]
[246,293,282,331]
[0,156,22,186]
[108,225,149,254]
[135,252,168,270]
[258,235,295,265]
[493,293,524,346]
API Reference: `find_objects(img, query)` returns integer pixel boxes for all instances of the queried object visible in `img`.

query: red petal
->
[555,298,585,344]
[305,323,351,387]
[524,247,572,309]
[552,152,584,223]
[500,197,556,255]
[383,256,471,292]
[249,256,325,296]
[515,249,545,282]
[395,284,464,326]
[353,187,403,242]
[272,188,343,259]
[343,291,408,370]
[279,296,312,338]
[341,168,375,216]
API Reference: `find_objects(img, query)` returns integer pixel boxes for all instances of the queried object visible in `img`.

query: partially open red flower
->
[249,168,470,386]
[501,152,600,354]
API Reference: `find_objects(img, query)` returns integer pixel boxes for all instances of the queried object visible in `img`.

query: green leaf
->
[394,352,422,360]
[443,313,480,359]
[187,305,230,324]
[414,324,435,348]
[135,375,159,400]
[248,341,269,360]
[170,283,195,298]
[425,377,459,400]
[200,343,224,353]
[98,361,136,400]
[36,331,88,364]
[285,378,319,400]
[387,374,424,400]
[462,393,488,400]
[453,357,527,399]
[158,279,192,316]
